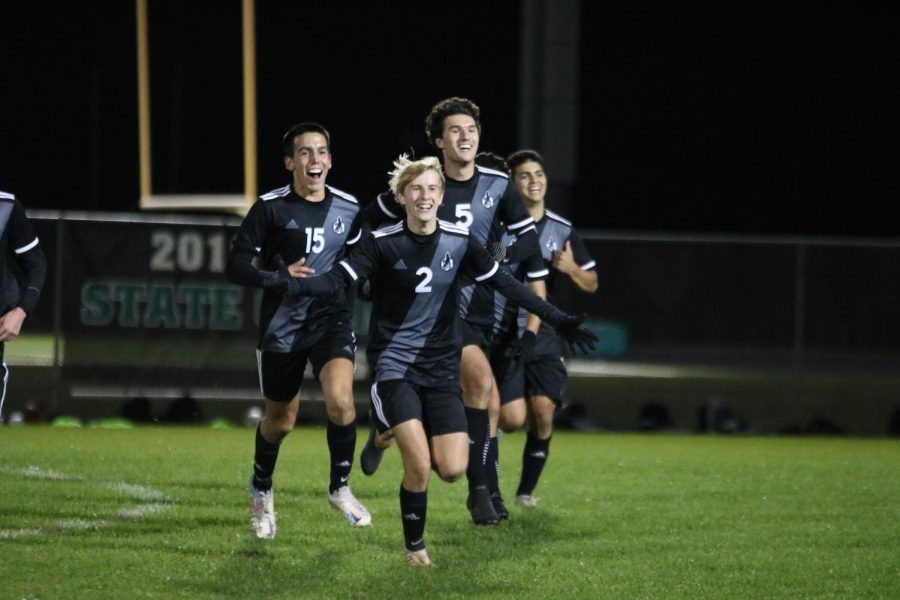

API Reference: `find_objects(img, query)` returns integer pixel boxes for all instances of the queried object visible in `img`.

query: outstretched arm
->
[280,258,355,297]
[486,268,596,354]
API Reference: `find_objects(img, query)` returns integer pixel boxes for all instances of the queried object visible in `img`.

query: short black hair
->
[424,97,481,147]
[475,151,509,174]
[282,122,331,157]
[506,149,545,174]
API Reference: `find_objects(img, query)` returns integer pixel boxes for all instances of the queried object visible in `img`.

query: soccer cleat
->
[491,492,509,520]
[249,478,276,539]
[515,494,540,508]
[328,486,372,527]
[359,415,385,476]
[466,486,500,525]
[405,548,436,568]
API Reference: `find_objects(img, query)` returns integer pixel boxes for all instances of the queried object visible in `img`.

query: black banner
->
[56,216,258,376]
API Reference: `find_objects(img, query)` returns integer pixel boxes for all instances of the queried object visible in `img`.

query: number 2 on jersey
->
[415,267,433,293]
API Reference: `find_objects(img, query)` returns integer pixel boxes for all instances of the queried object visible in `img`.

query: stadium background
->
[2,2,898,434]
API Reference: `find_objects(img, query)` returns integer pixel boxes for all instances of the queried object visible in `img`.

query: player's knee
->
[463,374,493,407]
[325,397,356,425]
[499,415,524,433]
[263,415,295,439]
[533,415,553,439]
[434,462,465,483]
[404,458,432,488]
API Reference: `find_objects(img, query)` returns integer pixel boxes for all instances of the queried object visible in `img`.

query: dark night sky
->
[1,1,897,236]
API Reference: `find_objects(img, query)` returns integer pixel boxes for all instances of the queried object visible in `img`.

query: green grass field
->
[0,427,897,599]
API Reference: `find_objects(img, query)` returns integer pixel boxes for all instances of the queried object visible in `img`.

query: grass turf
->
[0,427,897,599]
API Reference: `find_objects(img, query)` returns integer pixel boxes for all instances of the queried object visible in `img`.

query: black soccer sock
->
[464,406,490,494]
[327,420,357,494]
[400,486,427,552]
[486,435,500,495]
[252,425,282,492]
[516,433,551,496]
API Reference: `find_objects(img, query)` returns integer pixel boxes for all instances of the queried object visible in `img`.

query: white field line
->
[0,466,174,539]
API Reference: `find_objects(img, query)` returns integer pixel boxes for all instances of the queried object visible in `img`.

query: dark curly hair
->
[424,97,481,148]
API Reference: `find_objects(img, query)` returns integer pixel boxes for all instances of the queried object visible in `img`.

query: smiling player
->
[271,154,596,565]
[225,122,371,539]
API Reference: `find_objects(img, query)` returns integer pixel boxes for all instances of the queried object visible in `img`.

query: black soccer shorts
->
[258,321,356,402]
[524,356,568,407]
[460,319,494,354]
[489,340,525,405]
[369,379,466,437]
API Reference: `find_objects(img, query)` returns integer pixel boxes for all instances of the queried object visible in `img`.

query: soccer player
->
[474,152,549,520]
[0,190,47,421]
[496,149,598,508]
[270,154,595,565]
[351,97,544,525]
[225,122,371,539]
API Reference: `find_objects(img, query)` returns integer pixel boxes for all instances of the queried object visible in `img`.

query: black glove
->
[264,255,300,296]
[553,313,598,356]
[486,242,510,264]
[518,330,537,364]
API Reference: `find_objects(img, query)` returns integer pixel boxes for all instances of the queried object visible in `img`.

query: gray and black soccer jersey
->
[226,184,360,352]
[490,225,549,346]
[347,165,539,328]
[288,221,568,388]
[0,191,46,316]
[494,210,596,356]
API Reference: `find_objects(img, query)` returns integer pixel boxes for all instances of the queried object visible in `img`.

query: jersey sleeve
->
[499,185,536,238]
[225,199,271,287]
[520,238,549,281]
[293,233,379,296]
[504,226,540,265]
[462,237,500,281]
[346,190,404,247]
[567,228,596,271]
[8,200,47,314]
[483,260,567,326]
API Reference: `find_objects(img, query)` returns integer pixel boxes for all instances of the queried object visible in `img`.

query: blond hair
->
[388,154,445,198]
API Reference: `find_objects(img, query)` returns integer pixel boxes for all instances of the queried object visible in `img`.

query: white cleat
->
[515,494,540,508]
[328,486,372,527]
[249,479,276,539]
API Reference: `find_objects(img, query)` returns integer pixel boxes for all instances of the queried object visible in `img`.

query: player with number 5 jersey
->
[348,97,544,525]
[272,155,596,566]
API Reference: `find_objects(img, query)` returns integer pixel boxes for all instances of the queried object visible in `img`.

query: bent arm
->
[16,243,47,315]
[225,245,285,289]
[569,268,598,293]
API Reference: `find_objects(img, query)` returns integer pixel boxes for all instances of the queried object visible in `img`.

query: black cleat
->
[467,486,500,525]
[491,492,509,521]
[359,413,384,476]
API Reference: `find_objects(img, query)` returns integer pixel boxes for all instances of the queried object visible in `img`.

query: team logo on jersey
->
[332,216,345,234]
[546,237,558,253]
[481,190,494,209]
[440,252,454,271]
